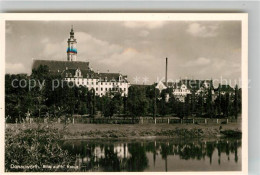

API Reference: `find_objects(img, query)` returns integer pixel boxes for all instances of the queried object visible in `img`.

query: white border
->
[0,13,248,175]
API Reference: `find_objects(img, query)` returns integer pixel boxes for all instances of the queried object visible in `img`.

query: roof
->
[96,73,128,82]
[32,60,90,72]
[131,84,151,88]
[32,60,127,82]
[155,79,214,90]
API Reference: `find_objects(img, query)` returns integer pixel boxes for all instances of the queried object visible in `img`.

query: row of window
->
[66,77,125,83]
[95,87,126,92]
[69,79,126,86]
[174,89,191,93]
[96,92,127,96]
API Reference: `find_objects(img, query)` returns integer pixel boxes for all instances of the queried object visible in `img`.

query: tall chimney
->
[165,57,168,87]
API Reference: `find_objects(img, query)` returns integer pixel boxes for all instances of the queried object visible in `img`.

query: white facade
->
[65,73,130,97]
[173,84,191,102]
[156,79,217,102]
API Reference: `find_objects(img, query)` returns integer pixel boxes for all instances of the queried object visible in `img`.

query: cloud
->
[76,32,123,58]
[123,21,166,29]
[5,62,27,74]
[183,57,211,67]
[139,30,150,37]
[41,32,123,60]
[186,23,219,37]
[99,47,139,66]
[41,31,125,64]
[41,38,50,44]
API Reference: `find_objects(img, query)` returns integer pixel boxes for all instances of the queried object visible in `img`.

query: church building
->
[32,27,130,97]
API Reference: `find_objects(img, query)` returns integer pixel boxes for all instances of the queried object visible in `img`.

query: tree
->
[87,89,96,116]
[196,92,204,117]
[184,94,191,118]
[190,89,196,116]
[168,94,176,115]
[103,93,123,118]
[224,93,230,118]
[79,102,88,115]
[111,92,123,115]
[206,87,214,118]
[127,86,148,118]
[123,94,127,116]
[234,85,239,119]
[145,85,159,117]
[215,84,222,116]
[5,74,33,122]
[102,95,112,117]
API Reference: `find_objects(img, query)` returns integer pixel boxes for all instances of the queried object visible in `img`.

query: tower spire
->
[67,26,77,61]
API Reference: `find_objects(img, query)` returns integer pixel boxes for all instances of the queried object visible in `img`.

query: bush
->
[5,125,76,172]
[220,130,242,138]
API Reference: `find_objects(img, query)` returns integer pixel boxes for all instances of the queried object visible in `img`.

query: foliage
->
[5,65,242,120]
[5,125,76,172]
[127,86,148,117]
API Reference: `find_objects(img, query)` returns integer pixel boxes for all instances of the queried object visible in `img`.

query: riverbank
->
[6,122,242,140]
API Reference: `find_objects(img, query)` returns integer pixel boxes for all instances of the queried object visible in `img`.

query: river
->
[62,138,241,172]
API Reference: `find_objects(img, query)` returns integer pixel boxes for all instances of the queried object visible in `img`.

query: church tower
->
[67,26,77,61]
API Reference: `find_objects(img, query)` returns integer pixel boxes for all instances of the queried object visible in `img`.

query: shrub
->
[5,125,76,172]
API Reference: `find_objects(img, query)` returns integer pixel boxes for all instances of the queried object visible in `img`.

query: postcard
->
[0,13,248,174]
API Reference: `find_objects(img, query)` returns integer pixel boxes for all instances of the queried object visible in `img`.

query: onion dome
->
[67,47,77,54]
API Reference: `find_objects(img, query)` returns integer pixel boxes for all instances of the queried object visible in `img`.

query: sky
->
[5,20,242,86]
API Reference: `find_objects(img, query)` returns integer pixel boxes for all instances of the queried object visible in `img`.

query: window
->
[96,82,98,85]
[96,88,98,91]
[105,88,107,91]
[101,88,103,91]
[101,82,103,85]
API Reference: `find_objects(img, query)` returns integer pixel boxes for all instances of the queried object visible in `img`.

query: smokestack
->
[165,57,168,87]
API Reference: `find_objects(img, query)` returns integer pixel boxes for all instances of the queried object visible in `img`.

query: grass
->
[6,122,241,140]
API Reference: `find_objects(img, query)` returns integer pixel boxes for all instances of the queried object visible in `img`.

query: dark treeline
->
[5,65,242,122]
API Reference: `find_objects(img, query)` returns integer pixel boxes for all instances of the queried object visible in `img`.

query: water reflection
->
[62,139,241,172]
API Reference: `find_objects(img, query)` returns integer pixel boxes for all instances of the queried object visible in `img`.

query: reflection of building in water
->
[94,146,105,159]
[72,139,240,171]
[76,143,130,168]
[113,143,130,159]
